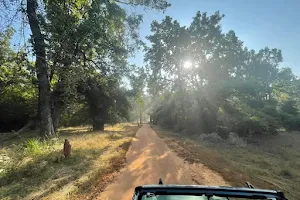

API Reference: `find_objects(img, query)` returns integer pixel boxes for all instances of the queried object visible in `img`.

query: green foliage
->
[281,100,299,115]
[24,139,44,155]
[0,90,37,131]
[128,67,147,122]
[81,74,131,129]
[0,0,170,133]
[0,29,37,131]
[279,100,300,130]
[146,11,300,137]
[41,0,169,130]
[60,103,91,127]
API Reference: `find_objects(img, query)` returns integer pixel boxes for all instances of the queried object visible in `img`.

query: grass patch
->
[153,125,300,200]
[0,123,138,200]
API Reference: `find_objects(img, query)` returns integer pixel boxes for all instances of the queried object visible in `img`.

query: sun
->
[183,60,192,69]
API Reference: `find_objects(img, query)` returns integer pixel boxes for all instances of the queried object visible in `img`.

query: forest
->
[0,0,168,136]
[1,1,300,138]
[146,12,300,137]
[1,0,300,199]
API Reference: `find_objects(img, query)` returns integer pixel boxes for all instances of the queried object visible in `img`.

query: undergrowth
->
[0,123,138,200]
[153,125,300,200]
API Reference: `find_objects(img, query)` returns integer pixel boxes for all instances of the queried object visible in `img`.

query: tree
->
[82,74,130,130]
[26,0,55,136]
[44,0,169,133]
[1,0,170,135]
[128,67,147,124]
[145,10,300,136]
[145,11,228,132]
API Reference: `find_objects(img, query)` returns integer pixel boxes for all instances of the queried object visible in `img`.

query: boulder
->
[199,132,223,143]
[227,132,247,147]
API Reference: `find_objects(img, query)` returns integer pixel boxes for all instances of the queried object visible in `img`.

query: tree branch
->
[115,0,140,6]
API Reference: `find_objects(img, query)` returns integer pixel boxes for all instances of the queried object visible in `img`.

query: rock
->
[227,132,247,147]
[199,133,223,143]
[63,139,71,158]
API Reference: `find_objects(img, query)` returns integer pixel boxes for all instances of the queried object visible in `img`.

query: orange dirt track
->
[97,124,228,200]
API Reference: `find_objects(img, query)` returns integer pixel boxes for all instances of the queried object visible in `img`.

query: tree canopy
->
[146,11,300,136]
[1,4,300,138]
[0,0,169,134]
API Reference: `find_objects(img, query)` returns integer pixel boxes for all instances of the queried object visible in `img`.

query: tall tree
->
[146,10,298,135]
[128,67,147,124]
[43,0,169,132]
[5,0,169,135]
[27,0,55,136]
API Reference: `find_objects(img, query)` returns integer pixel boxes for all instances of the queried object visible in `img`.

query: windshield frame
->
[134,185,288,200]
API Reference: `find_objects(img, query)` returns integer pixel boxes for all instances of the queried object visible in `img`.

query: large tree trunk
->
[91,105,106,131]
[92,116,105,131]
[86,97,106,131]
[51,80,65,133]
[52,102,62,133]
[27,0,54,137]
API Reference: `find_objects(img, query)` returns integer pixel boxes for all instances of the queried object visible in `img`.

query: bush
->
[24,139,43,155]
[23,138,59,156]
[151,86,300,138]
[280,112,300,131]
[60,103,90,127]
[281,100,299,115]
[262,104,280,119]
[199,133,223,143]
[227,132,247,147]
[0,92,37,132]
[221,101,279,136]
[184,97,218,134]
[234,114,279,136]
[278,101,300,131]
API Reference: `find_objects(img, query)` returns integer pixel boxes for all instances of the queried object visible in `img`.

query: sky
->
[128,0,300,76]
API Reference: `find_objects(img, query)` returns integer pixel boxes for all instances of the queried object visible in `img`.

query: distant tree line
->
[146,11,300,136]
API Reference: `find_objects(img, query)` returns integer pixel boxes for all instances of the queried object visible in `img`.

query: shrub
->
[0,93,36,132]
[60,103,90,127]
[221,101,279,136]
[227,132,247,147]
[280,112,300,131]
[24,139,43,155]
[199,133,223,143]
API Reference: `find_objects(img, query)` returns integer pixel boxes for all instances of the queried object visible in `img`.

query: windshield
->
[0,0,297,199]
[142,195,277,200]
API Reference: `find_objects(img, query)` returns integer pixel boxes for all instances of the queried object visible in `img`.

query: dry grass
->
[0,123,138,200]
[153,125,300,200]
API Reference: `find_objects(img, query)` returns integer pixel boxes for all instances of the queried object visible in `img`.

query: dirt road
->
[98,124,228,200]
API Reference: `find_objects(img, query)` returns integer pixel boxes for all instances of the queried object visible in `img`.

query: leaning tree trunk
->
[27,0,54,137]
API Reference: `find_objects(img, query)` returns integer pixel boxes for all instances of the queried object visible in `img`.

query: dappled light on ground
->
[0,124,138,200]
[98,125,228,200]
[153,126,300,200]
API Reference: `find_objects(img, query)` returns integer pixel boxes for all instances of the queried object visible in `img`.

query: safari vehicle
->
[132,179,288,200]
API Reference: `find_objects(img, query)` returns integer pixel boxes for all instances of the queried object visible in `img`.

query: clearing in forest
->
[0,124,138,200]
